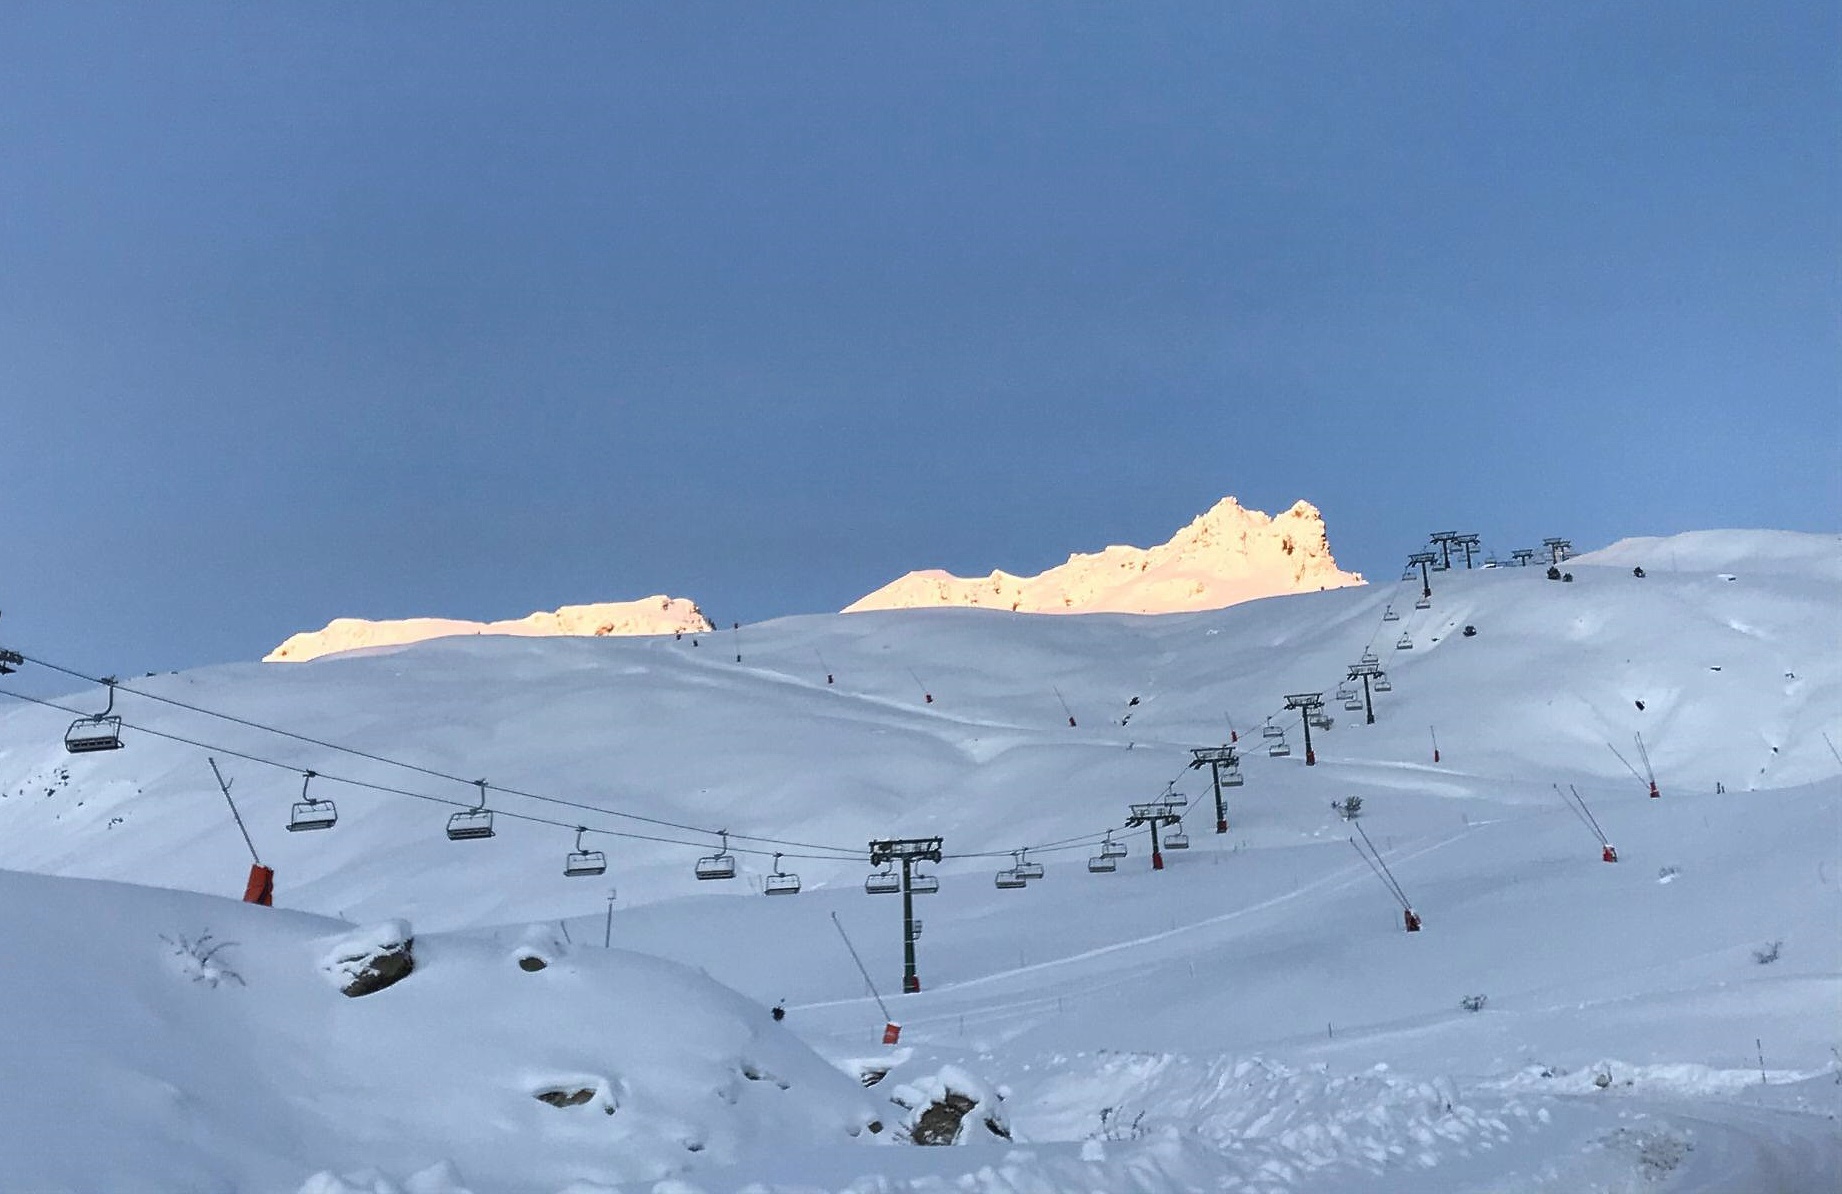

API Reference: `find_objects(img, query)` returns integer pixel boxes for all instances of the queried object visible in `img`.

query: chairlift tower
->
[1346,660,1385,725]
[1283,692,1326,765]
[1451,533,1481,568]
[1407,552,1437,601]
[1511,548,1536,568]
[1542,538,1573,565]
[1428,532,1459,571]
[1188,745,1241,833]
[869,837,944,994]
[1125,800,1184,871]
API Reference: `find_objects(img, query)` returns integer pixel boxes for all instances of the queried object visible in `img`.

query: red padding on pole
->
[882,1022,902,1045]
[1152,851,1164,871]
[903,975,920,994]
[1217,818,1228,834]
[242,864,274,907]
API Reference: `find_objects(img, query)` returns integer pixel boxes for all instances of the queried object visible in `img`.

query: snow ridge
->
[844,497,1363,616]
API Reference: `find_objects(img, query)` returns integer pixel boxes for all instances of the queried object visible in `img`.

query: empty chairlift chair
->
[446,780,496,841]
[1373,672,1393,693]
[1396,633,1414,651]
[1221,763,1245,787]
[864,867,901,895]
[908,869,940,895]
[1087,851,1117,873]
[1102,834,1128,858]
[564,826,607,877]
[64,678,125,754]
[763,852,801,895]
[1382,604,1400,622]
[994,867,1027,890]
[1344,691,1365,711]
[695,831,737,880]
[1013,849,1044,881]
[287,770,337,832]
[1414,596,1431,610]
[1163,823,1190,850]
[1268,731,1291,758]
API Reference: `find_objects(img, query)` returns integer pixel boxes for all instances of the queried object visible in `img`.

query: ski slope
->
[0,529,1837,1191]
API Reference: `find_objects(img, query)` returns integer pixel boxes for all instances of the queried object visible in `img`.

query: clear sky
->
[2,2,1836,674]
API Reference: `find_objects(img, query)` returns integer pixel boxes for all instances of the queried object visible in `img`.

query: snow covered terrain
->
[265,597,713,663]
[1,528,1837,1192]
[845,497,1362,615]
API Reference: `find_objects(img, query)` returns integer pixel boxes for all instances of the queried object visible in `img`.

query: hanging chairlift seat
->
[565,848,608,877]
[1382,605,1400,622]
[1221,767,1244,787]
[1087,853,1117,873]
[64,715,124,754]
[1268,737,1291,758]
[446,809,495,840]
[994,869,1027,890]
[865,870,901,895]
[1373,674,1393,693]
[1344,695,1365,711]
[1102,837,1128,858]
[1396,634,1414,650]
[288,798,337,832]
[1014,859,1045,881]
[764,871,801,895]
[909,871,940,895]
[695,852,737,880]
[1163,827,1190,850]
[1414,596,1431,610]
[1260,723,1284,740]
[1309,712,1332,730]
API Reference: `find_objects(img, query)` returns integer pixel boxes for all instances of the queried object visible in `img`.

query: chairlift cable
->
[1,648,865,857]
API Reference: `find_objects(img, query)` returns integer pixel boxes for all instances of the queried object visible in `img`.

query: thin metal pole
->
[208,757,261,865]
[604,891,615,948]
[830,912,893,1023]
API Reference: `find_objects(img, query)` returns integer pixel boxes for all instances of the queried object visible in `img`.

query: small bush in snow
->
[1332,796,1363,820]
[1752,940,1782,965]
[1094,1107,1147,1140]
[160,932,245,988]
[1459,994,1487,1013]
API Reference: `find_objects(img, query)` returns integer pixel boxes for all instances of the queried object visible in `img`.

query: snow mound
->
[266,598,714,663]
[845,496,1363,615]
[1574,528,1842,580]
[0,869,875,1192]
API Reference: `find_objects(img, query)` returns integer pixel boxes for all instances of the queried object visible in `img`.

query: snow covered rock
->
[888,1065,1012,1144]
[845,496,1363,616]
[321,919,415,997]
[265,597,713,663]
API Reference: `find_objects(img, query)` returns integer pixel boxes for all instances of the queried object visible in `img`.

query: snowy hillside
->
[845,496,1362,615]
[265,596,713,663]
[1,528,1838,1192]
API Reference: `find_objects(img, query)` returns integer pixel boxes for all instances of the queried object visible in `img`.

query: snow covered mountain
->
[2,528,1838,1192]
[844,497,1363,615]
[264,597,713,663]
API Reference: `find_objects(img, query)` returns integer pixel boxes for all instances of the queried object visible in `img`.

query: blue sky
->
[2,2,1836,673]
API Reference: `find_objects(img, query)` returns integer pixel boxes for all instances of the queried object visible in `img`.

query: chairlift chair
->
[1382,605,1400,622]
[763,852,801,895]
[1396,633,1414,651]
[446,780,496,841]
[1361,649,1379,665]
[909,870,940,895]
[1344,694,1365,711]
[564,826,607,877]
[1087,853,1117,873]
[695,831,737,880]
[63,679,124,754]
[864,869,901,895]
[1309,712,1332,730]
[1268,737,1291,758]
[1221,765,1244,787]
[1260,721,1284,740]
[1101,834,1128,858]
[994,869,1027,890]
[1373,673,1393,693]
[1163,825,1190,850]
[1413,596,1431,610]
[1013,850,1044,881]
[287,770,337,832]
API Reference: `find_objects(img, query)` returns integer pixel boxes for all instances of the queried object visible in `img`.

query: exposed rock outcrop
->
[265,598,713,663]
[845,497,1362,616]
